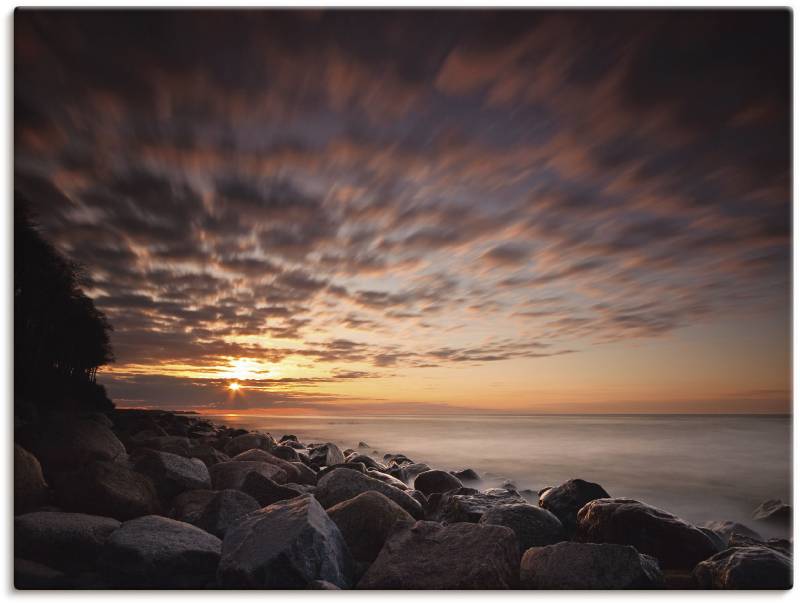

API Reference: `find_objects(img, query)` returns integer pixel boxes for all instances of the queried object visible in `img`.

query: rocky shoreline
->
[14,409,793,589]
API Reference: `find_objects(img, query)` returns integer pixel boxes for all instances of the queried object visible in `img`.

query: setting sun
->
[228,382,241,392]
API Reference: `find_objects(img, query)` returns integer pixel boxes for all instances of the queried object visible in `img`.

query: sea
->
[204,413,792,537]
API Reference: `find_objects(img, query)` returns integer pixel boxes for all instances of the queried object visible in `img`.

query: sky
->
[14,9,790,414]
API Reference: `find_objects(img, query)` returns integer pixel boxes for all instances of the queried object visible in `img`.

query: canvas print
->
[13,8,791,591]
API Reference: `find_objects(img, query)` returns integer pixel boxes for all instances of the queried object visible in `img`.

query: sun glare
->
[228,382,241,392]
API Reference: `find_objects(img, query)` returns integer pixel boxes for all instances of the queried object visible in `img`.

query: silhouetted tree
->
[14,195,114,412]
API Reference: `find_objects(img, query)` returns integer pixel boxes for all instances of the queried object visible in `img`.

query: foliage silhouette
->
[14,196,115,412]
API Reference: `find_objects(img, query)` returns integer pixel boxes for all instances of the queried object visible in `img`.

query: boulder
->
[196,489,260,538]
[357,520,519,589]
[308,579,340,589]
[366,469,408,490]
[14,558,67,589]
[188,444,230,468]
[326,491,413,563]
[479,503,565,553]
[576,498,719,570]
[210,461,287,490]
[15,511,120,571]
[693,546,791,589]
[752,499,791,527]
[280,434,298,443]
[99,515,221,588]
[54,460,160,520]
[357,442,369,448]
[290,461,318,485]
[217,494,352,588]
[271,445,300,462]
[317,462,367,480]
[729,533,792,556]
[231,449,304,483]
[315,468,423,519]
[14,444,48,514]
[538,478,610,534]
[701,521,763,546]
[240,472,300,507]
[451,468,480,482]
[346,454,386,471]
[520,542,665,589]
[171,489,218,524]
[129,434,193,457]
[18,420,126,477]
[223,432,275,457]
[426,487,525,523]
[308,442,346,469]
[133,449,211,501]
[407,489,427,507]
[413,470,462,496]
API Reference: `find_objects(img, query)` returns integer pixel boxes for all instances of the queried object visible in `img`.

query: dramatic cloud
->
[14,9,789,411]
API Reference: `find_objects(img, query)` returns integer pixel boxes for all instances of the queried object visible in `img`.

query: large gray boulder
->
[308,442,345,469]
[99,515,221,588]
[693,546,792,589]
[133,449,211,500]
[195,489,260,538]
[15,511,120,571]
[18,420,126,477]
[425,487,525,523]
[210,460,287,490]
[223,433,274,457]
[538,478,610,534]
[520,542,665,589]
[240,472,300,507]
[326,491,413,563]
[14,444,48,514]
[357,520,519,589]
[315,468,423,519]
[171,489,218,524]
[576,498,719,570]
[413,470,462,496]
[217,494,353,588]
[53,460,160,520]
[479,503,565,553]
[231,449,306,483]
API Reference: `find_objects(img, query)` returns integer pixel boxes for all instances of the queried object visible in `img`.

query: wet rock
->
[18,420,126,477]
[326,491,413,563]
[99,515,221,588]
[702,521,763,546]
[217,494,353,588]
[479,503,565,553]
[752,499,791,527]
[520,542,665,589]
[290,461,317,485]
[129,434,193,457]
[538,478,610,534]
[407,489,427,507]
[425,487,525,523]
[133,449,211,501]
[698,527,727,552]
[403,463,432,481]
[223,432,275,457]
[15,511,120,571]
[240,472,301,507]
[210,460,287,490]
[14,558,67,589]
[413,470,462,496]
[357,442,369,448]
[729,533,792,556]
[346,454,386,471]
[308,580,341,589]
[308,442,346,469]
[366,469,408,490]
[317,462,367,480]
[196,489,260,538]
[383,453,413,466]
[171,489,218,524]
[231,448,304,483]
[271,445,300,462]
[187,444,230,468]
[315,468,423,519]
[280,434,298,443]
[54,460,160,520]
[357,520,519,589]
[451,468,480,482]
[576,498,719,570]
[14,444,48,514]
[693,546,792,589]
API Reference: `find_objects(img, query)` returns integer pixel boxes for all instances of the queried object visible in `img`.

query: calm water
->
[205,413,791,536]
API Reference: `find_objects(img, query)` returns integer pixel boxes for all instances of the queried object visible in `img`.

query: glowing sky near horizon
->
[14,10,790,413]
